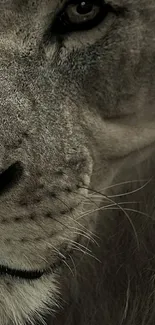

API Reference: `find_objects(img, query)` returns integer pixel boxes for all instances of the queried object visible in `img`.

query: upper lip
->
[0,242,76,281]
[0,250,69,281]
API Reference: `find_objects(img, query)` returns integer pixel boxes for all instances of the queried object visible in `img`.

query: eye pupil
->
[76,1,93,15]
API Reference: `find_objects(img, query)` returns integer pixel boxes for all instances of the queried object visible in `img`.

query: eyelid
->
[51,0,124,35]
[54,1,109,33]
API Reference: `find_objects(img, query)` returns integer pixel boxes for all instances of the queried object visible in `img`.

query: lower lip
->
[0,265,45,280]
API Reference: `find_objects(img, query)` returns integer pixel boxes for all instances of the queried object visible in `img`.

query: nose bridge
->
[0,52,36,172]
[0,45,88,179]
[0,50,21,107]
[0,57,31,139]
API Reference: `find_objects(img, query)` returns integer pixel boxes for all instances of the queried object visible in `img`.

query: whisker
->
[54,196,98,240]
[47,211,99,245]
[45,212,96,242]
[69,214,99,238]
[62,257,75,277]
[101,178,152,191]
[67,226,99,245]
[59,235,94,257]
[56,196,97,237]
[76,201,140,219]
[45,241,66,260]
[78,185,140,250]
[36,254,49,265]
[49,215,70,230]
[108,177,154,198]
[71,244,101,263]
[105,207,153,221]
[68,255,77,277]
[86,195,138,203]
[72,189,99,208]
[60,236,93,253]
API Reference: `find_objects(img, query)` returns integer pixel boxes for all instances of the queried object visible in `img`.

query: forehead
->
[1,0,148,16]
[1,0,62,9]
[1,0,140,11]
[0,0,59,36]
[0,0,149,34]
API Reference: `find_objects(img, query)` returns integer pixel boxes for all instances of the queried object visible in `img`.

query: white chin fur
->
[0,273,60,325]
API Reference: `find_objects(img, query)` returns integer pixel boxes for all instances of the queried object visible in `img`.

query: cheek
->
[78,63,135,118]
[78,37,151,119]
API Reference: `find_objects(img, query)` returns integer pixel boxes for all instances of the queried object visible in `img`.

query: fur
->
[0,0,155,324]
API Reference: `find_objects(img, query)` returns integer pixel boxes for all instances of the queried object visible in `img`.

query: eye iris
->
[76,1,93,15]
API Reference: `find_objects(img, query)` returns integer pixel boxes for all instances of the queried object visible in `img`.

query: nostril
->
[0,161,23,196]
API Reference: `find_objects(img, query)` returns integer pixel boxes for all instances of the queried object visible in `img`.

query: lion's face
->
[0,0,155,324]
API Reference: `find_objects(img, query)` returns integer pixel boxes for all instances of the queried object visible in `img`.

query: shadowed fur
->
[0,0,155,324]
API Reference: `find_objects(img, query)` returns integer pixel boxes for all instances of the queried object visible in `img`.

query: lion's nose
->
[0,161,23,196]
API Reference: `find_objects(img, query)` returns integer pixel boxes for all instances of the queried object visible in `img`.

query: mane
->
[44,151,155,325]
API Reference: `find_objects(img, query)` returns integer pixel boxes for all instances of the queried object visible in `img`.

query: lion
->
[0,0,155,324]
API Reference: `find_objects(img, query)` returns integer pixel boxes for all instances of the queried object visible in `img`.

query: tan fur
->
[0,1,155,324]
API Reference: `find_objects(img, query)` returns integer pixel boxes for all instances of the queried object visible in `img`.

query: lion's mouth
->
[0,259,64,281]
[0,265,44,280]
[0,246,74,280]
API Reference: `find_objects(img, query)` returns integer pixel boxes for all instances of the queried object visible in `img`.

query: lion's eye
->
[66,1,101,24]
[53,1,112,34]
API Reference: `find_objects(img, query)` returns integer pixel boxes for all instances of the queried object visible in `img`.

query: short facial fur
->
[0,1,155,324]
